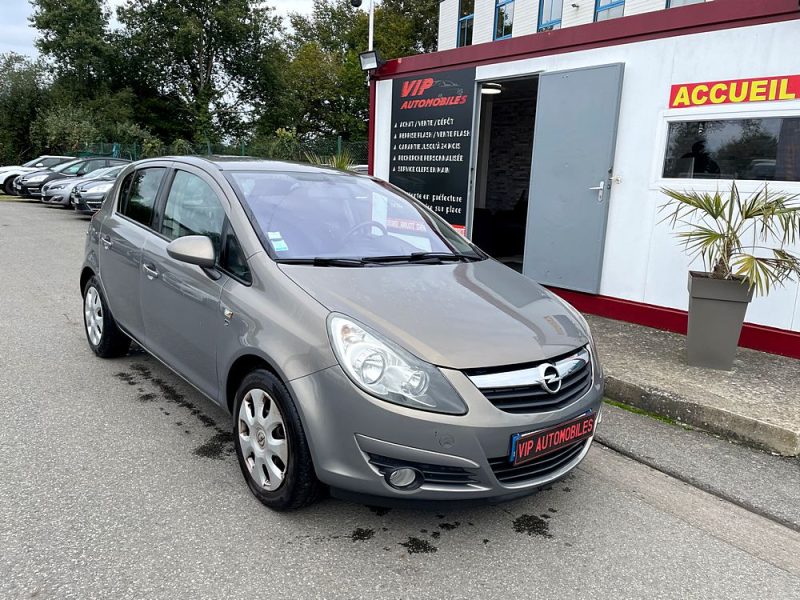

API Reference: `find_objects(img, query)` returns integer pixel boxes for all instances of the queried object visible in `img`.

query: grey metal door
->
[522,63,624,294]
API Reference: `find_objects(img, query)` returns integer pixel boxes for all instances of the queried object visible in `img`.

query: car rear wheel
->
[82,276,130,358]
[3,177,17,196]
[233,369,322,511]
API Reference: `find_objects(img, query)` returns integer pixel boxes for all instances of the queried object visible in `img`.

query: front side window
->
[494,0,514,40]
[595,0,624,21]
[668,0,703,6]
[161,170,227,257]
[539,0,563,30]
[118,167,166,227]
[226,171,482,262]
[662,117,800,181]
[458,0,474,47]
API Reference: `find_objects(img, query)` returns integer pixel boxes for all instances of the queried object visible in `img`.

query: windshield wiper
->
[363,252,482,264]
[276,257,367,267]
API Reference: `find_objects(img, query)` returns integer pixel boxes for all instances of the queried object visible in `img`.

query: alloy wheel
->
[84,286,103,346]
[238,388,288,491]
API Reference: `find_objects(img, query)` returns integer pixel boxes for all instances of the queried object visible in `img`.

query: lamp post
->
[350,0,375,51]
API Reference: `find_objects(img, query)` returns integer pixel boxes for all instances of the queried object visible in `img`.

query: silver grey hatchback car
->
[81,157,603,511]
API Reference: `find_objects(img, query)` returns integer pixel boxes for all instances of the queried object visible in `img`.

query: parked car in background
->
[42,165,126,208]
[15,157,129,198]
[80,156,603,511]
[72,173,122,215]
[0,155,74,195]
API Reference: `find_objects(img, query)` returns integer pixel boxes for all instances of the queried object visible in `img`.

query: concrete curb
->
[604,375,800,457]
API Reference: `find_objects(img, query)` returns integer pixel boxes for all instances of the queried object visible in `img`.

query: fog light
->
[386,467,420,489]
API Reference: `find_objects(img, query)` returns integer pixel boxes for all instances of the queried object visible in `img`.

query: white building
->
[368,0,800,358]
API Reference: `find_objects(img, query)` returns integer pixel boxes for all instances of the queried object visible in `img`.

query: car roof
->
[137,155,356,175]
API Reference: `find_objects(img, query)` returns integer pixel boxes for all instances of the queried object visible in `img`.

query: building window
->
[667,0,704,6]
[494,0,514,40]
[662,117,800,182]
[595,0,624,21]
[538,0,563,30]
[458,0,474,47]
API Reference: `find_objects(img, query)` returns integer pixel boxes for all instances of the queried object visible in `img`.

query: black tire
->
[82,276,131,358]
[233,369,322,511]
[3,177,17,196]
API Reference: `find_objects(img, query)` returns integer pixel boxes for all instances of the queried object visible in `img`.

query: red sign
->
[669,75,800,108]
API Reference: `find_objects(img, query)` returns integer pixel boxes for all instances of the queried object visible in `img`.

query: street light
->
[359,49,384,72]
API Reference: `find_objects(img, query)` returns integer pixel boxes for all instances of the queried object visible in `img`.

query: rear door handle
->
[588,180,606,202]
[142,263,159,280]
[100,235,113,249]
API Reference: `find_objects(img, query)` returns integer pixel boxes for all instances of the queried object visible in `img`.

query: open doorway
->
[471,76,539,272]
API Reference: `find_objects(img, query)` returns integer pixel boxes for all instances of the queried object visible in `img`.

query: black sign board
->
[388,68,476,233]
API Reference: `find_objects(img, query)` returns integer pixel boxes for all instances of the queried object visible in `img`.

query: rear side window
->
[160,170,226,257]
[118,167,166,228]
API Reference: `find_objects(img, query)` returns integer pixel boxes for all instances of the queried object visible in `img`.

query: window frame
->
[114,165,170,231]
[493,0,515,41]
[651,103,800,192]
[457,0,474,47]
[538,0,563,31]
[594,0,625,22]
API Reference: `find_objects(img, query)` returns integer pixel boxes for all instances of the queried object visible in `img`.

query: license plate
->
[511,413,595,466]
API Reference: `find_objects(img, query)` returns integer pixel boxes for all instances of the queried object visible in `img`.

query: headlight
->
[328,314,467,415]
[47,183,65,191]
[27,175,47,183]
[89,182,113,194]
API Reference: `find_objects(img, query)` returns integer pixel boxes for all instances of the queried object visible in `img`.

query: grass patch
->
[603,398,689,428]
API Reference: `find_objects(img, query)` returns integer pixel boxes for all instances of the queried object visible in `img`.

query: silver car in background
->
[81,157,603,511]
[42,165,126,207]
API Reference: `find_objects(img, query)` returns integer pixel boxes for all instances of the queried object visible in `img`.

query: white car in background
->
[0,155,75,195]
[41,165,127,207]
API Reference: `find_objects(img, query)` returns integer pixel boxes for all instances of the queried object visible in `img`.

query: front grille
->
[366,453,478,485]
[467,347,592,414]
[489,439,588,485]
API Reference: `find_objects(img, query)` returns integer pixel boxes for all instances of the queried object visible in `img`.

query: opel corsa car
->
[81,157,603,511]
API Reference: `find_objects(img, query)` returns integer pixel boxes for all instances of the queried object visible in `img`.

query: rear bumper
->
[288,359,604,503]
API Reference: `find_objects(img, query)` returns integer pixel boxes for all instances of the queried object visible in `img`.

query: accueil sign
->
[669,75,800,108]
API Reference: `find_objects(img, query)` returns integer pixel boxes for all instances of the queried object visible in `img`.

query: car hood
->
[20,169,56,181]
[279,259,589,370]
[0,166,36,177]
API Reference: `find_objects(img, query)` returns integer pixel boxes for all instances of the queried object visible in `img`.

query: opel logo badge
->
[541,364,562,394]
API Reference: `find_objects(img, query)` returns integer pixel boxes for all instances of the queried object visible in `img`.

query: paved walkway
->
[587,315,800,456]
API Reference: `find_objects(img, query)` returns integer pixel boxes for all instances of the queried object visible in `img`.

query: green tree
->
[30,103,99,153]
[116,0,286,142]
[0,53,50,163]
[29,0,110,94]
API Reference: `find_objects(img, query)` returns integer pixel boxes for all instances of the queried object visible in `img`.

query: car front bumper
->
[73,192,104,214]
[41,190,70,205]
[15,180,43,197]
[289,358,604,503]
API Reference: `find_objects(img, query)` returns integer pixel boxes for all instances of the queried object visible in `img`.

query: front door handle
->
[588,180,606,203]
[142,263,159,280]
[100,234,113,250]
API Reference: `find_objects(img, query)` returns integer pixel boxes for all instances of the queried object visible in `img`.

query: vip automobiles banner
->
[389,67,476,233]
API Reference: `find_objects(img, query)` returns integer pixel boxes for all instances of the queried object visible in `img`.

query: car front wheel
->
[3,177,17,196]
[233,369,322,511]
[82,276,130,358]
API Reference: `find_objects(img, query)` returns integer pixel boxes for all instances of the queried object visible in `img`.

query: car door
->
[98,164,169,342]
[139,167,231,400]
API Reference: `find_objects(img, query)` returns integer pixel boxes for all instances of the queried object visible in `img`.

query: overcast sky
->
[0,0,315,58]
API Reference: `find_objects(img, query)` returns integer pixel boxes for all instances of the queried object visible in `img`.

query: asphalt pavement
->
[1,199,799,599]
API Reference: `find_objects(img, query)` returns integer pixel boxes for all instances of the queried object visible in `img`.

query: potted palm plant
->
[661,183,800,370]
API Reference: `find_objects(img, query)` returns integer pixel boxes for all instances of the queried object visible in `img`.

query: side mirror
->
[166,235,216,269]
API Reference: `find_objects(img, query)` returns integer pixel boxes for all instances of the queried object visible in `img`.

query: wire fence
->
[75,138,369,164]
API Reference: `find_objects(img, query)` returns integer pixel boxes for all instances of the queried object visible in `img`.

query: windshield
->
[22,158,41,167]
[227,171,482,262]
[52,159,82,173]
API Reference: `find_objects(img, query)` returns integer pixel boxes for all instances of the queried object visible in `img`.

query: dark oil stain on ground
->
[430,531,440,539]
[513,514,553,538]
[399,537,437,554]
[194,431,233,459]
[118,363,234,459]
[368,506,391,516]
[540,513,551,519]
[351,528,375,542]
[483,538,490,544]
[548,508,558,513]
[438,521,460,531]
[563,487,571,492]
